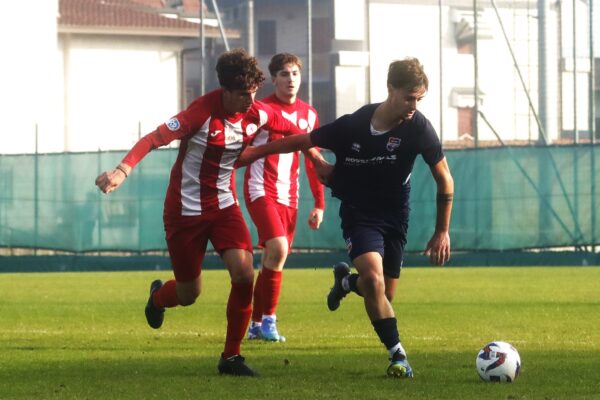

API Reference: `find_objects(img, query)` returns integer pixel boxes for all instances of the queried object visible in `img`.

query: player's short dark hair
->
[216,48,265,91]
[387,58,429,91]
[268,53,303,77]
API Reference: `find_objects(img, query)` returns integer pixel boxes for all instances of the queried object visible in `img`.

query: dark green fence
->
[0,145,598,255]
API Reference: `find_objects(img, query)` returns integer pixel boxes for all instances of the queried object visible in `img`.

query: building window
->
[458,107,474,138]
[312,17,332,53]
[258,20,276,55]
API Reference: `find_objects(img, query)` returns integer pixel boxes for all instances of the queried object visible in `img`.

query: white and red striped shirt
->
[121,89,299,217]
[244,94,325,210]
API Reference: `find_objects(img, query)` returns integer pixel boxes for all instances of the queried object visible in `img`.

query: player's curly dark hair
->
[216,48,265,91]
[268,53,303,77]
[387,57,429,91]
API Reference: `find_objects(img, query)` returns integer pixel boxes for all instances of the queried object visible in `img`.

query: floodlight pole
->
[211,0,230,51]
[247,0,254,55]
[572,0,578,143]
[589,0,596,253]
[307,0,313,106]
[473,0,479,148]
[200,0,205,96]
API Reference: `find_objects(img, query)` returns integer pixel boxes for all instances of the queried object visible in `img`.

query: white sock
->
[262,314,276,321]
[341,276,350,291]
[388,342,407,358]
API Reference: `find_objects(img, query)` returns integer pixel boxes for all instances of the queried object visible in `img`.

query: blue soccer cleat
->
[260,316,286,342]
[327,262,351,311]
[144,279,164,329]
[387,350,414,378]
[247,321,262,340]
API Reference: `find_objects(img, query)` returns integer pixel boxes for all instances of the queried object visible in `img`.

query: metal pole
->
[211,0,230,51]
[34,124,39,255]
[538,0,548,145]
[307,0,313,105]
[200,0,205,96]
[573,0,578,143]
[473,0,479,148]
[590,0,595,145]
[247,0,255,55]
[439,0,443,142]
[97,148,102,254]
[589,0,596,253]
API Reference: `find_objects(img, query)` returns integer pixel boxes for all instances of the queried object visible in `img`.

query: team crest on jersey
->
[387,137,401,152]
[166,117,180,131]
[246,123,258,135]
[298,118,308,130]
[345,237,352,253]
[351,143,361,152]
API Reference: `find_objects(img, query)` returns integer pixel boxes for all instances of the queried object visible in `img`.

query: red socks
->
[153,280,180,308]
[251,267,283,322]
[223,281,253,358]
[251,271,264,323]
[260,268,282,316]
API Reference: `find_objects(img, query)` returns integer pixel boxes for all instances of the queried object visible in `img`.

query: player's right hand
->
[95,169,126,194]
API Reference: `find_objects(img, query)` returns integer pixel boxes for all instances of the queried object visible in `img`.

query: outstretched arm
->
[238,134,314,166]
[423,157,454,265]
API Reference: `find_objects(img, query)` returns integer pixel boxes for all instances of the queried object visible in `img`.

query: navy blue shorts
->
[339,202,409,279]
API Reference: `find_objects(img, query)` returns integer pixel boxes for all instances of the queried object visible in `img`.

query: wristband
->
[436,193,453,203]
[116,165,129,178]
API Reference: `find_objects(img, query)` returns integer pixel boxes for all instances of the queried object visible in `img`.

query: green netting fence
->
[0,145,598,255]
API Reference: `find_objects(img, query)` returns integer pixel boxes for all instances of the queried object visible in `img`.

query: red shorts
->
[246,196,297,250]
[163,205,253,282]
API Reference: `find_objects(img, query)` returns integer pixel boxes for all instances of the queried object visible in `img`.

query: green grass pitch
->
[1,267,599,399]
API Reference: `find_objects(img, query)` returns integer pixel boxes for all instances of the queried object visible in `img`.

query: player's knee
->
[264,239,288,268]
[177,286,201,306]
[231,266,255,285]
[360,272,385,296]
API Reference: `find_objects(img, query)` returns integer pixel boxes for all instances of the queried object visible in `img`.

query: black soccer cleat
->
[218,354,257,377]
[145,279,165,329]
[327,262,352,311]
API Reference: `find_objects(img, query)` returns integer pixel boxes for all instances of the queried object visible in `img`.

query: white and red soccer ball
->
[476,341,521,383]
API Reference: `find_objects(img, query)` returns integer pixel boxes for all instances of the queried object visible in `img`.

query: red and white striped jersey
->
[121,89,299,217]
[244,94,325,210]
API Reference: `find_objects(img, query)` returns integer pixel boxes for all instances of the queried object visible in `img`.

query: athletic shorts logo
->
[345,237,352,253]
[387,137,401,152]
[166,117,180,131]
[246,123,258,135]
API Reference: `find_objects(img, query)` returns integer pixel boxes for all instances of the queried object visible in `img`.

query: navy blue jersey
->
[310,104,444,211]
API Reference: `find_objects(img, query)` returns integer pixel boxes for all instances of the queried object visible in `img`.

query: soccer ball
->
[476,341,521,383]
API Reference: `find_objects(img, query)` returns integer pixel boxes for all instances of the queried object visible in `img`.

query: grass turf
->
[0,267,599,399]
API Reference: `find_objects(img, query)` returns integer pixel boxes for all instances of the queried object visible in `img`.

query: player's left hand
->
[308,208,324,230]
[423,230,451,266]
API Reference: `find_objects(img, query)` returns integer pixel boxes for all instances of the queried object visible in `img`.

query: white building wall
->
[0,0,62,154]
[59,35,182,152]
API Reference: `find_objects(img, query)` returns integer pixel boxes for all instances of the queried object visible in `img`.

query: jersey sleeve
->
[122,97,210,168]
[417,114,445,166]
[309,114,350,151]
